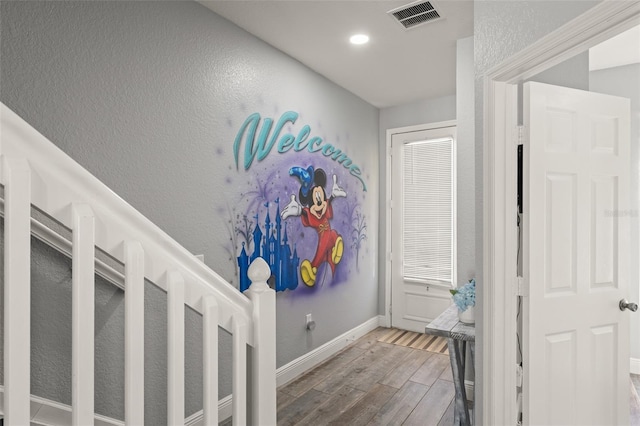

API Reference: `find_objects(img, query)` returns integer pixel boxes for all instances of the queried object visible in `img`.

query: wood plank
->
[359,327,393,349]
[295,385,366,426]
[408,333,431,349]
[425,305,459,338]
[396,331,419,346]
[277,390,297,411]
[328,383,397,426]
[409,353,451,387]
[378,328,405,344]
[350,345,413,392]
[403,379,455,426]
[277,389,329,426]
[437,399,456,426]
[366,380,430,426]
[313,342,393,393]
[379,349,433,389]
[277,326,467,426]
[438,361,453,382]
[279,344,366,397]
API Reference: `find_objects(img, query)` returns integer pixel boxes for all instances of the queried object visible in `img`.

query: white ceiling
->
[199,0,474,108]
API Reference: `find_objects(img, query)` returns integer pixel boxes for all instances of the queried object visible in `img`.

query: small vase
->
[458,306,475,324]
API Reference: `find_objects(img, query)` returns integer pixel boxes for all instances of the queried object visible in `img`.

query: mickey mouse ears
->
[289,166,314,197]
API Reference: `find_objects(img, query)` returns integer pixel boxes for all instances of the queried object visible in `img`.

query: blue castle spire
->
[237,200,300,292]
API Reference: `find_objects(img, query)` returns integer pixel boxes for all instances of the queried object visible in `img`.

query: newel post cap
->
[248,257,271,290]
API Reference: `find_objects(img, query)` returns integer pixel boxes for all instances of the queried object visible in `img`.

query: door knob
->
[619,299,638,312]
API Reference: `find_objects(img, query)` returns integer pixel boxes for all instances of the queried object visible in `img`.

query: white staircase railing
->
[0,103,277,425]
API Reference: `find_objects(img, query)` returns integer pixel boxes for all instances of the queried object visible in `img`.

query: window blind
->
[402,137,453,285]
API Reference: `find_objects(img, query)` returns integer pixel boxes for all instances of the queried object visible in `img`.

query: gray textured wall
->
[0,223,218,421]
[473,1,601,422]
[590,63,640,362]
[456,36,476,288]
[0,1,379,423]
[377,95,457,314]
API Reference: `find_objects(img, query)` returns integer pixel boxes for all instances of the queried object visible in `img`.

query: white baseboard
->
[0,386,124,426]
[631,357,640,375]
[276,315,384,387]
[182,315,385,424]
[184,395,231,426]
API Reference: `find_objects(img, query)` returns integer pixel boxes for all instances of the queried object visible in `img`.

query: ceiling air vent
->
[388,1,443,29]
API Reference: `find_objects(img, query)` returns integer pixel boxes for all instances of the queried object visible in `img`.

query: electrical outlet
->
[305,314,316,331]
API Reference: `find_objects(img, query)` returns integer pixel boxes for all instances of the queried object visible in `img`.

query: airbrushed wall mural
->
[225,111,369,294]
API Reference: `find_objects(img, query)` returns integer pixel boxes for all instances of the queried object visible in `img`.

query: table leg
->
[448,338,471,426]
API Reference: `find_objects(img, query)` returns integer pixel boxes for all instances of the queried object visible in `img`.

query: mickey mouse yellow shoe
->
[300,259,317,287]
[332,236,344,265]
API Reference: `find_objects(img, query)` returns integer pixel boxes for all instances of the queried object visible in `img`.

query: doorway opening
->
[385,121,457,333]
[484,2,640,425]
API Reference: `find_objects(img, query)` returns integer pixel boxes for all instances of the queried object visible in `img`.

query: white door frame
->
[384,120,456,328]
[483,1,640,425]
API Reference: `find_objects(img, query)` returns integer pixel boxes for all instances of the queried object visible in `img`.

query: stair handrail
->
[0,102,277,425]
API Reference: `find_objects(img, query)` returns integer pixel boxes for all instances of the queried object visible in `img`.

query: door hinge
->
[515,276,528,297]
[516,363,523,387]
[515,125,526,146]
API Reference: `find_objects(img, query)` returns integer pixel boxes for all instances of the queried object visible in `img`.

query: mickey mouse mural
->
[281,166,346,287]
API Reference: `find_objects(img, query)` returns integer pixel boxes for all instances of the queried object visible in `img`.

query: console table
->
[425,305,475,426]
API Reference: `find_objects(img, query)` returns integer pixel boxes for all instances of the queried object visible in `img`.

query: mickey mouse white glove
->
[281,194,302,219]
[331,175,346,198]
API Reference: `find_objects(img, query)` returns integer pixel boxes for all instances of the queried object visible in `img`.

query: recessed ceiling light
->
[350,34,369,45]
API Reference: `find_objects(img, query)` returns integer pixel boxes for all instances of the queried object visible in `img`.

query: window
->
[401,136,455,286]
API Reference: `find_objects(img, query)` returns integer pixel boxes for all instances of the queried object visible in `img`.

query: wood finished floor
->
[276,327,459,426]
[219,331,640,425]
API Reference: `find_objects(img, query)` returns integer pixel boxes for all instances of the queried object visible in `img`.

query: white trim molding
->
[188,315,385,424]
[276,316,384,387]
[384,120,457,329]
[632,358,640,376]
[483,2,640,425]
[0,387,123,426]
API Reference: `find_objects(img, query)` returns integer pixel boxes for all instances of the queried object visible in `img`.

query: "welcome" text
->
[233,111,367,191]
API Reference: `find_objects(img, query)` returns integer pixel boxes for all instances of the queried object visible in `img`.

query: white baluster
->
[3,157,31,425]
[72,203,96,426]
[168,271,185,426]
[244,258,276,425]
[203,295,219,426]
[125,241,144,425]
[232,315,248,426]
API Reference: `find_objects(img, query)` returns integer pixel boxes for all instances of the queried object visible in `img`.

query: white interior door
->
[523,81,633,425]
[390,125,456,333]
